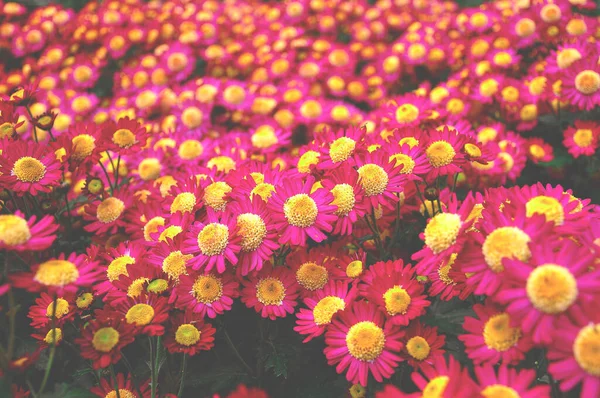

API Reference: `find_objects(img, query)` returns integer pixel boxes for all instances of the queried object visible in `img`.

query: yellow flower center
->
[92,327,120,352]
[72,134,96,161]
[296,262,329,291]
[357,164,389,196]
[0,215,31,246]
[575,70,600,95]
[481,385,520,398]
[556,48,581,69]
[74,65,92,83]
[159,225,183,242]
[426,140,456,168]
[349,384,366,398]
[256,277,286,306]
[297,150,320,173]
[107,255,134,282]
[346,321,385,361]
[383,286,411,316]
[540,4,561,23]
[167,52,188,72]
[493,52,512,67]
[12,156,46,182]
[389,154,416,173]
[181,107,204,129]
[574,324,600,376]
[406,336,431,361]
[223,85,246,105]
[204,181,232,211]
[105,389,136,398]
[383,55,400,74]
[480,79,499,97]
[237,213,267,252]
[395,103,419,124]
[346,260,363,278]
[76,292,94,309]
[313,296,346,325]
[143,216,165,241]
[197,223,229,256]
[515,18,535,37]
[526,264,578,314]
[331,183,355,217]
[438,253,458,285]
[525,196,564,226]
[162,251,192,280]
[446,98,464,114]
[170,192,196,214]
[72,96,92,113]
[407,43,426,60]
[112,128,136,148]
[0,122,15,139]
[138,158,161,181]
[251,128,278,149]
[44,328,62,345]
[573,129,593,148]
[399,136,419,148]
[147,279,169,294]
[529,144,545,159]
[482,227,531,273]
[125,303,155,326]
[251,182,276,201]
[46,298,70,318]
[422,376,449,398]
[284,194,318,228]
[300,100,322,119]
[424,213,462,254]
[529,76,547,96]
[520,104,537,121]
[207,156,236,173]
[96,197,125,223]
[483,313,521,352]
[178,139,203,160]
[127,277,149,298]
[175,324,201,346]
[329,137,356,163]
[464,143,482,159]
[34,260,79,287]
[470,12,488,27]
[192,275,223,303]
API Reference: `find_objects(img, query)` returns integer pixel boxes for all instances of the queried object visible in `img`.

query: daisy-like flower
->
[174,271,239,319]
[495,240,600,344]
[84,190,132,236]
[182,209,240,273]
[241,263,299,320]
[164,311,216,355]
[474,365,550,398]
[100,117,150,156]
[28,292,75,329]
[164,175,204,215]
[12,252,101,295]
[459,302,534,366]
[354,150,405,211]
[526,137,554,164]
[545,41,586,75]
[387,142,431,181]
[111,294,170,336]
[324,300,403,386]
[402,355,477,398]
[0,211,57,252]
[548,314,600,397]
[90,373,150,398]
[294,280,357,342]
[422,126,467,182]
[427,252,474,301]
[358,260,429,326]
[75,314,136,369]
[268,174,336,246]
[33,326,64,347]
[387,94,432,127]
[563,120,599,158]
[0,139,62,195]
[95,242,148,297]
[316,127,367,170]
[321,164,367,236]
[399,321,445,373]
[561,58,600,111]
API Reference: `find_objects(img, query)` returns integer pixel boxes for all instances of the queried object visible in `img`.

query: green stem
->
[98,161,114,195]
[114,155,121,188]
[177,354,187,398]
[149,336,156,398]
[38,297,58,395]
[224,329,254,376]
[109,364,121,398]
[24,106,38,143]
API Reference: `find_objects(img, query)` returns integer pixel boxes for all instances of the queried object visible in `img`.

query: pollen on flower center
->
[297,150,320,173]
[12,156,46,182]
[573,323,600,376]
[573,129,593,148]
[92,327,120,352]
[556,48,581,69]
[175,324,201,346]
[357,164,389,196]
[329,137,356,163]
[147,279,168,294]
[192,275,223,304]
[181,107,204,129]
[483,313,521,352]
[395,103,419,124]
[482,227,531,273]
[46,298,70,318]
[125,303,155,326]
[296,262,329,291]
[252,128,278,149]
[159,225,183,242]
[424,213,462,254]
[34,260,79,287]
[251,182,276,201]
[143,216,165,241]
[422,376,449,398]
[44,328,62,345]
[331,183,355,217]
[127,277,149,298]
[389,153,416,173]
[438,253,458,285]
[406,336,431,361]
[112,128,136,148]
[171,192,196,214]
[284,194,318,228]
[96,197,125,223]
[207,156,236,173]
[71,134,96,161]
[346,321,385,361]
[481,385,520,398]
[256,277,286,305]
[525,195,565,226]
[236,213,267,252]
[312,296,346,325]
[107,255,134,281]
[197,223,229,256]
[76,293,94,309]
[346,260,364,278]
[105,389,136,398]
[526,264,578,314]
[0,214,31,246]
[178,139,204,160]
[426,140,456,168]
[575,70,600,95]
[383,286,411,316]
[204,181,232,211]
[162,251,192,280]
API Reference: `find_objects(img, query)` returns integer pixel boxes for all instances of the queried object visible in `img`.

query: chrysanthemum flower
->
[526,137,554,164]
[358,260,429,326]
[241,263,299,320]
[495,240,600,344]
[427,252,474,301]
[164,175,204,216]
[95,242,148,297]
[268,174,336,246]
[474,365,550,398]
[84,191,132,235]
[90,373,150,398]
[202,178,234,212]
[324,301,404,386]
[32,326,63,347]
[387,94,432,127]
[0,211,57,252]
[28,292,75,329]
[561,58,600,111]
[164,311,216,355]
[387,142,431,181]
[75,315,136,369]
[174,271,239,318]
[354,150,405,211]
[459,302,534,365]
[422,126,467,182]
[100,117,150,156]
[320,165,366,236]
[563,120,599,158]
[399,321,445,373]
[545,41,586,75]
[316,127,367,170]
[405,354,477,397]
[111,294,170,336]
[0,139,62,195]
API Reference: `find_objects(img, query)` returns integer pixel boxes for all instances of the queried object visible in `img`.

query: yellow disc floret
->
[92,327,120,352]
[96,197,125,223]
[296,262,328,291]
[284,194,318,227]
[483,313,521,352]
[175,324,201,346]
[237,213,267,252]
[383,286,411,316]
[256,277,286,305]
[424,213,462,254]
[34,260,79,287]
[12,157,46,182]
[482,227,531,272]
[0,215,31,246]
[526,264,578,314]
[357,164,389,196]
[346,321,385,361]
[406,336,431,361]
[125,303,155,326]
[313,296,346,325]
[197,223,229,256]
[573,323,600,376]
[192,275,223,303]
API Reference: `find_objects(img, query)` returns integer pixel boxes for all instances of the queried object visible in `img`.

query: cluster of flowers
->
[0,0,600,396]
